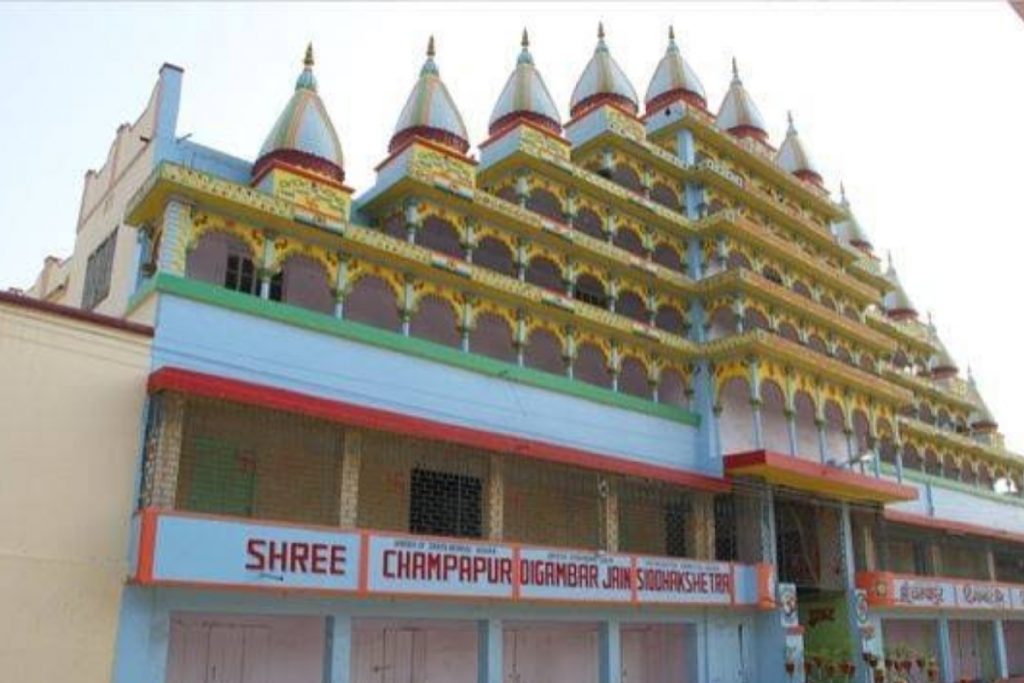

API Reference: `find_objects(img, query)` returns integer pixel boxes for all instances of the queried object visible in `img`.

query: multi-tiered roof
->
[130,30,1017,496]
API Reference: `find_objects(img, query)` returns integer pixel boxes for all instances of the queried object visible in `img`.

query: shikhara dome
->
[644,26,707,112]
[715,58,768,142]
[882,255,918,319]
[775,112,822,186]
[489,30,562,136]
[833,185,874,253]
[255,44,345,182]
[570,23,640,118]
[390,37,470,155]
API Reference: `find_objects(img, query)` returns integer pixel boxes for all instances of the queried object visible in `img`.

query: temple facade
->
[21,26,1024,683]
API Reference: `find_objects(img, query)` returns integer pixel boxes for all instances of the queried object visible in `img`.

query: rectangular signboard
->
[136,511,776,609]
[635,556,733,605]
[517,547,633,603]
[891,577,957,608]
[145,513,361,593]
[860,571,1024,613]
[365,534,515,599]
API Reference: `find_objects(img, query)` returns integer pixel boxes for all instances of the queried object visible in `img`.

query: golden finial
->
[304,42,314,68]
[669,25,675,41]
[427,35,436,58]
[598,22,605,40]
[787,110,796,133]
[521,28,529,49]
[731,57,740,80]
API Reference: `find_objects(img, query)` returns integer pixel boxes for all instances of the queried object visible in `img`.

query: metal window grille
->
[82,229,117,310]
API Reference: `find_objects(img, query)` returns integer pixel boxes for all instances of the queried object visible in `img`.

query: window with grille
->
[408,468,482,538]
[82,229,117,310]
[663,501,688,557]
[714,494,738,561]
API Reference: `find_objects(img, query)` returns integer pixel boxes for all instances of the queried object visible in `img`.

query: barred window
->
[82,229,117,310]
[714,494,738,562]
[408,468,482,538]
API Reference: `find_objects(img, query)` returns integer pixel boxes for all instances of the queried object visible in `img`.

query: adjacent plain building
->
[16,25,1024,683]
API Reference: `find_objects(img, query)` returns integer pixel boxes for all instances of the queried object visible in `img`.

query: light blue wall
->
[151,294,706,475]
[886,474,1024,536]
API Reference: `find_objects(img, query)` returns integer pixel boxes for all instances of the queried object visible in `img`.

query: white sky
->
[2,2,1022,449]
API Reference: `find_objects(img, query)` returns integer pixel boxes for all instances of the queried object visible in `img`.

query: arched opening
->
[719,376,755,454]
[893,350,910,371]
[470,313,516,363]
[707,306,738,341]
[612,164,643,193]
[794,391,819,461]
[807,335,828,355]
[820,294,837,311]
[654,305,685,335]
[524,328,563,374]
[618,356,649,398]
[744,308,770,332]
[835,344,853,365]
[496,185,518,204]
[727,251,751,271]
[474,237,516,277]
[793,280,813,300]
[761,265,784,286]
[919,403,935,425]
[574,343,611,388]
[381,213,406,241]
[345,275,401,331]
[937,408,953,431]
[843,304,860,321]
[409,295,461,348]
[652,242,683,273]
[572,274,608,308]
[859,354,876,373]
[650,183,679,211]
[525,257,563,292]
[526,188,564,222]
[924,448,942,477]
[280,254,333,314]
[761,380,789,454]
[613,227,646,258]
[877,418,896,466]
[573,207,605,240]
[852,410,871,457]
[658,368,687,407]
[418,216,463,259]
[778,321,800,344]
[616,290,648,323]
[822,400,847,463]
[187,231,261,297]
[903,444,923,471]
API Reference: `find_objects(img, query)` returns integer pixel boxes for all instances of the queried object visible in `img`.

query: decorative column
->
[258,230,276,299]
[515,239,528,282]
[338,429,361,528]
[460,298,473,353]
[564,327,577,380]
[404,198,422,244]
[685,492,716,560]
[816,419,828,465]
[600,476,619,553]
[749,360,764,449]
[936,618,954,683]
[333,251,349,319]
[477,619,503,683]
[604,211,617,245]
[514,310,526,367]
[486,454,504,541]
[156,199,193,275]
[598,621,622,683]
[141,394,185,509]
[463,219,477,264]
[400,276,415,336]
[785,408,798,457]
[323,615,353,683]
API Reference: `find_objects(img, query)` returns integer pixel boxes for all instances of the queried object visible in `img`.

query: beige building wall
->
[0,295,152,683]
[26,64,181,319]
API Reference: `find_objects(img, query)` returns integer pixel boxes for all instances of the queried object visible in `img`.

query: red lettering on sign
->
[244,538,347,576]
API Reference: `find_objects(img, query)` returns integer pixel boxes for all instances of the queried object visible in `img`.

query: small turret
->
[569,23,640,119]
[488,29,562,136]
[882,254,918,321]
[390,36,470,155]
[776,111,822,186]
[715,58,769,143]
[254,44,345,182]
[644,26,707,112]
